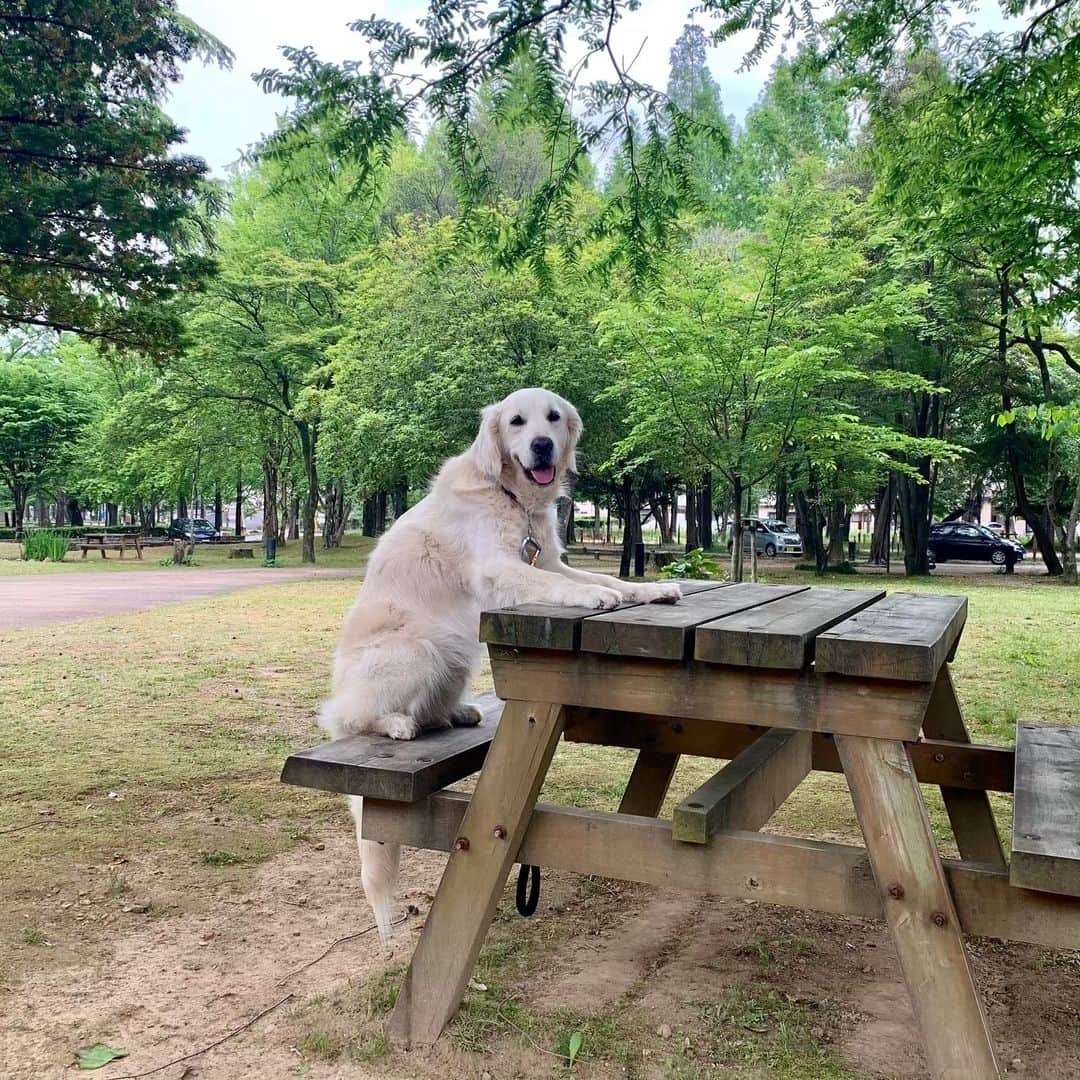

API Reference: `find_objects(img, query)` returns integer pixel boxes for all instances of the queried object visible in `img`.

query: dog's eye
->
[547,411,561,422]
[509,415,525,427]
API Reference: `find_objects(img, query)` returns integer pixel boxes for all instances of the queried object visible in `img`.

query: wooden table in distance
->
[282,581,1080,1080]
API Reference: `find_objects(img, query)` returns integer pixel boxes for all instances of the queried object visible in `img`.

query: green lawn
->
[1,569,1077,1078]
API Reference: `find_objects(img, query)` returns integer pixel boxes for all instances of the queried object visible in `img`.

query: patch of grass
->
[17,926,47,946]
[106,868,129,898]
[294,1031,344,1059]
[693,986,861,1079]
[198,849,252,867]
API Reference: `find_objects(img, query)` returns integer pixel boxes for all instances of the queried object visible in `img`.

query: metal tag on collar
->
[520,535,542,566]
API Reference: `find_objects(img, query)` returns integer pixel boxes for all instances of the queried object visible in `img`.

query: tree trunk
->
[794,489,828,574]
[869,480,891,564]
[896,466,932,575]
[699,473,713,550]
[262,457,280,549]
[297,420,317,564]
[774,469,789,526]
[685,481,699,551]
[619,477,641,578]
[827,498,850,566]
[234,473,244,536]
[323,481,350,548]
[66,497,83,527]
[54,493,67,526]
[12,484,27,537]
[392,480,408,521]
[213,487,223,533]
[376,490,388,535]
[105,502,118,527]
[730,476,745,581]
[362,495,377,537]
[1061,478,1080,585]
[288,495,299,539]
[178,494,188,519]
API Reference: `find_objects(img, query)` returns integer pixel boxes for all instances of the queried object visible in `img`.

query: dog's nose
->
[531,436,554,459]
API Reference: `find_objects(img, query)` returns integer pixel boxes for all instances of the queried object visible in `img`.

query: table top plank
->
[579,583,808,661]
[814,592,967,682]
[479,578,725,651]
[694,587,887,670]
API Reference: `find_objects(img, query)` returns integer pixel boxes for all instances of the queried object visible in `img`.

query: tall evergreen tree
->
[0,2,230,354]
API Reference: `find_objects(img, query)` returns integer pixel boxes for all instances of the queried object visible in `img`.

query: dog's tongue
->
[531,465,556,486]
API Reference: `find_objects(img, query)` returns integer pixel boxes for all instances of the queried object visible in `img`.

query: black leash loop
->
[515,863,541,917]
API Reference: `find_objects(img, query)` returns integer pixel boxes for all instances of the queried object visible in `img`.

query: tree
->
[601,162,948,578]
[665,23,732,210]
[0,2,231,354]
[255,0,1076,283]
[0,351,93,534]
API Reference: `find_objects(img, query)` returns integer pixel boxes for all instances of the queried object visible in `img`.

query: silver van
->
[727,517,804,558]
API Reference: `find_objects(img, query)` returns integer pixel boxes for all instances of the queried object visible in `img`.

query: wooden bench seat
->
[1011,722,1080,896]
[280,693,503,803]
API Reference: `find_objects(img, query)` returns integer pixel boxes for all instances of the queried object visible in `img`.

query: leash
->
[506,482,543,914]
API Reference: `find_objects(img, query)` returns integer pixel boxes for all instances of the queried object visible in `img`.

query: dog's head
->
[468,388,582,499]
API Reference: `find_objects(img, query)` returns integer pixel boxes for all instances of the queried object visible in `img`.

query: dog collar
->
[501,486,542,566]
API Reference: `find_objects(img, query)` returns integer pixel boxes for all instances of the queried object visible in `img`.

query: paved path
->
[0,567,364,631]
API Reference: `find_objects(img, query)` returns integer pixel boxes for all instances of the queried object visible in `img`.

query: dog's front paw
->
[571,585,622,610]
[630,581,682,605]
[381,713,421,740]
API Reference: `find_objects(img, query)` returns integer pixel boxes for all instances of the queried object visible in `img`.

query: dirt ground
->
[4,819,1079,1080]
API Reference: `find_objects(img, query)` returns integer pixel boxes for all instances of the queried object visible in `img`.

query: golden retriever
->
[321,388,680,939]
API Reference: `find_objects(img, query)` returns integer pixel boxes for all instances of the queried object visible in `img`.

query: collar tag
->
[520,536,542,566]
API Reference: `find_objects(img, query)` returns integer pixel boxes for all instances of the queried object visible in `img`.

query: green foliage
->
[21,529,70,562]
[0,2,229,353]
[75,1044,128,1071]
[660,549,723,580]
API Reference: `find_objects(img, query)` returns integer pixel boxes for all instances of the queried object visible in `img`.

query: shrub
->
[660,547,723,579]
[21,530,71,562]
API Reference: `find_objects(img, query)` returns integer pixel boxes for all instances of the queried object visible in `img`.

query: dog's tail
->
[348,796,399,944]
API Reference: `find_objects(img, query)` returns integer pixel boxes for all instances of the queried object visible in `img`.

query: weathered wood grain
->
[562,707,1014,792]
[694,587,886,670]
[362,792,1080,951]
[478,579,725,651]
[388,700,565,1047]
[490,647,931,740]
[280,694,503,803]
[579,583,807,661]
[618,750,680,816]
[816,592,968,682]
[922,668,1006,870]
[837,735,999,1079]
[1011,722,1080,897]
[672,728,811,843]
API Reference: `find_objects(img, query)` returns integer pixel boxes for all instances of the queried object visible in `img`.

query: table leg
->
[388,699,565,1047]
[836,735,999,1080]
[618,750,679,816]
[922,668,1006,869]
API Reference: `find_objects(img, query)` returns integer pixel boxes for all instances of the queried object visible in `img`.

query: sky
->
[168,0,788,176]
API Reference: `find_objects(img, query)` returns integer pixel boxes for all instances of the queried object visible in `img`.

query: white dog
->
[321,388,680,940]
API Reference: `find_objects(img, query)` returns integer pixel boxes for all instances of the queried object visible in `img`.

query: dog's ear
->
[562,400,583,475]
[469,403,504,481]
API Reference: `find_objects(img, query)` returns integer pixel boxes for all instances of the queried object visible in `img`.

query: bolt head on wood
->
[492,826,507,840]
[453,836,470,852]
[887,883,905,900]
[931,911,948,927]
[933,752,945,763]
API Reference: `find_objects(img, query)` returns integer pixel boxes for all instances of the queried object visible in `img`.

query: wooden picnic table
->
[282,581,1080,1080]
[70,532,143,559]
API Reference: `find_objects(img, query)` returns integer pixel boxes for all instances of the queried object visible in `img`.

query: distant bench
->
[69,533,143,560]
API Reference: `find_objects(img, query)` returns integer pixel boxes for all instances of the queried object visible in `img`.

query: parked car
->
[167,517,219,541]
[984,521,1005,536]
[928,522,1024,565]
[727,517,804,558]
